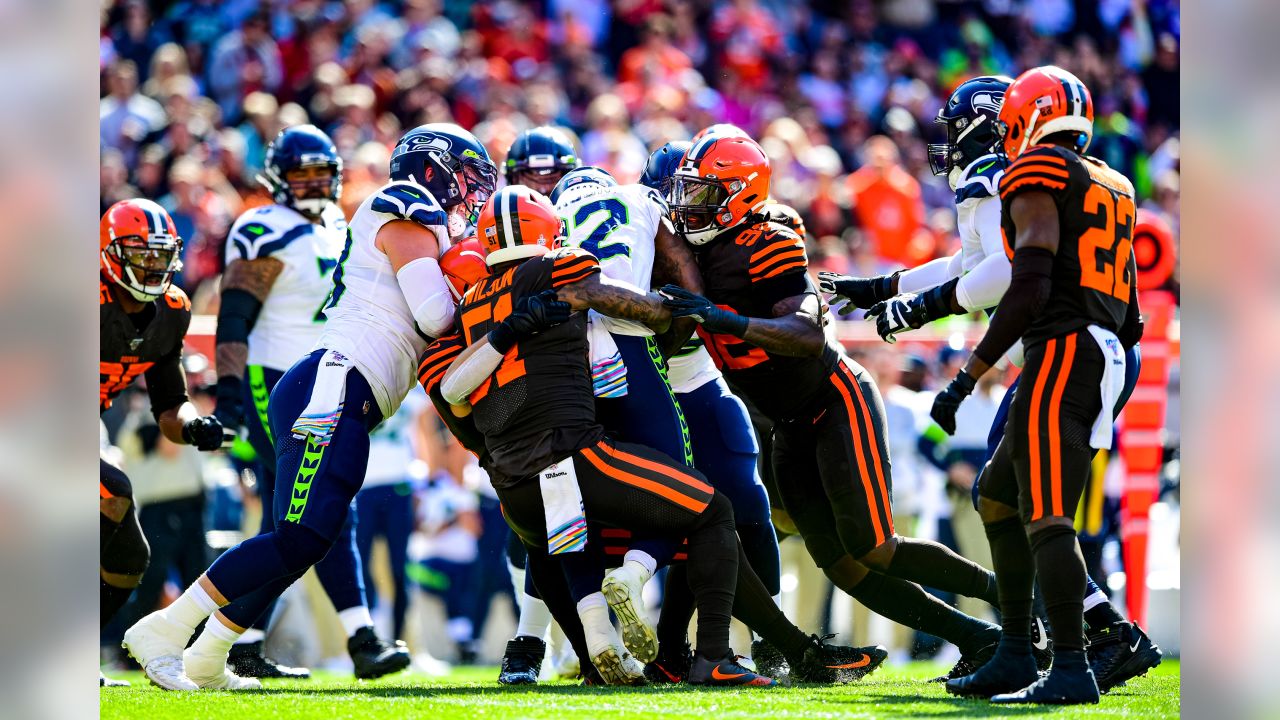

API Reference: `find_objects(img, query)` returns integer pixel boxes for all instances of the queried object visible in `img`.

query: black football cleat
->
[580,663,606,686]
[348,626,411,680]
[228,640,312,679]
[100,672,130,687]
[945,641,1039,698]
[1031,616,1054,671]
[687,653,777,687]
[644,642,692,684]
[932,639,998,682]
[498,635,546,685]
[790,635,888,684]
[991,653,1100,705]
[751,638,787,679]
[1087,621,1162,693]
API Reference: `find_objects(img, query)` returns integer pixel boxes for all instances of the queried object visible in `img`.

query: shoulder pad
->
[370,181,448,229]
[228,205,314,261]
[161,284,192,313]
[746,223,808,282]
[759,203,806,235]
[998,146,1075,200]
[548,246,601,288]
[954,154,1007,203]
[1081,155,1135,198]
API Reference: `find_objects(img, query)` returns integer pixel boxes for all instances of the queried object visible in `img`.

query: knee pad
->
[272,521,334,574]
[102,522,150,576]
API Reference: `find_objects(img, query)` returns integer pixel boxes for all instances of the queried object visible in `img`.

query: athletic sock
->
[844,571,996,655]
[984,516,1035,645]
[683,495,737,659]
[656,565,695,651]
[1082,579,1125,630]
[189,614,243,659]
[161,580,222,633]
[338,605,375,638]
[622,549,657,577]
[515,595,554,640]
[101,577,136,629]
[884,536,999,605]
[1030,524,1088,653]
[730,542,809,663]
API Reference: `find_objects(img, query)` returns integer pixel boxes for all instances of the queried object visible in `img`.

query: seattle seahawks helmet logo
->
[406,134,451,153]
[971,90,1004,115]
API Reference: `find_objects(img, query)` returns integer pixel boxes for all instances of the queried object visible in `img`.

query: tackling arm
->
[378,220,455,338]
[650,220,704,358]
[556,272,672,334]
[738,292,826,358]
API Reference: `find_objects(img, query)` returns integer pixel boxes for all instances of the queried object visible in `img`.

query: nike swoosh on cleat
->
[1129,638,1142,652]
[1033,618,1050,651]
[826,656,872,669]
[711,667,747,681]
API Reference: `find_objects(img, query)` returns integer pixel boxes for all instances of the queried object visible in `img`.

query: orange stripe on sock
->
[1028,338,1058,521]
[579,446,708,514]
[1046,333,1077,517]
[829,367,885,546]
[844,363,895,536]
[603,442,714,496]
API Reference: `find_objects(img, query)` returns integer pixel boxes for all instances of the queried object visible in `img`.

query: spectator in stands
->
[847,135,931,267]
[207,9,283,123]
[100,60,167,166]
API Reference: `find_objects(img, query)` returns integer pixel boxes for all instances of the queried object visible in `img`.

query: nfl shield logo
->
[129,337,143,351]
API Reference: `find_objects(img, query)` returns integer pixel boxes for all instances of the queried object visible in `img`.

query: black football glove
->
[658,285,749,337]
[817,270,898,315]
[489,290,573,353]
[182,415,234,451]
[212,376,246,438]
[930,372,977,436]
[866,279,960,343]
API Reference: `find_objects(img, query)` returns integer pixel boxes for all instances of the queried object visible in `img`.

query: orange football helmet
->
[475,185,565,266]
[691,123,749,142]
[440,238,490,300]
[100,198,183,301]
[670,135,771,245]
[996,65,1094,160]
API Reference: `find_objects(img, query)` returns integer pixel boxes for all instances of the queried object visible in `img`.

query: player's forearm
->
[440,336,504,405]
[157,402,201,445]
[656,317,699,360]
[970,246,1054,369]
[215,342,249,383]
[896,254,961,295]
[741,314,825,357]
[217,260,275,381]
[561,275,672,333]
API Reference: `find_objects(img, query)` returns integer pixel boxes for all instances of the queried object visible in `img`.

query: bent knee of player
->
[100,495,132,524]
[856,534,898,571]
[101,569,145,589]
[272,521,335,572]
[822,554,871,589]
[977,496,1018,524]
[1027,515,1074,535]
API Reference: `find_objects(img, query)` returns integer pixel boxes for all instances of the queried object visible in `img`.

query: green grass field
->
[100,660,1179,719]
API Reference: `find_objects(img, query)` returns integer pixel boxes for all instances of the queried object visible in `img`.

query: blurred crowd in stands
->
[100,0,1181,666]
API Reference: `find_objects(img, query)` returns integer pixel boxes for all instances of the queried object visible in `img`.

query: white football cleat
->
[601,560,657,664]
[184,646,262,691]
[122,612,199,691]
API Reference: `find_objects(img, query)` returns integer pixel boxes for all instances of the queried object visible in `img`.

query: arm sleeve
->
[440,342,505,405]
[397,256,457,339]
[144,346,190,420]
[897,253,961,295]
[972,246,1055,367]
[215,286,263,347]
[954,251,1012,312]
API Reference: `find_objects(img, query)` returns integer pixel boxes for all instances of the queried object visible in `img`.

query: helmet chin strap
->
[947,166,964,191]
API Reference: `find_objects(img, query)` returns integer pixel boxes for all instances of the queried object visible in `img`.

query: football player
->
[503,126,580,195]
[934,66,1145,704]
[100,199,229,687]
[123,124,496,691]
[824,76,1160,689]
[212,124,410,681]
[658,135,1014,679]
[435,184,885,681]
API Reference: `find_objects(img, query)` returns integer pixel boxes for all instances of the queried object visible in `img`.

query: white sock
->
[189,615,243,659]
[622,550,657,578]
[338,605,375,638]
[1083,588,1109,612]
[233,628,265,646]
[515,594,554,639]
[577,593,611,656]
[508,560,526,598]
[161,582,221,633]
[577,592,607,614]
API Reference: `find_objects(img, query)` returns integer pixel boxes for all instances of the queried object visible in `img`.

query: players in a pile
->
[211,124,410,681]
[122,123,497,690]
[821,71,1161,695]
[100,199,231,686]
[926,66,1144,704]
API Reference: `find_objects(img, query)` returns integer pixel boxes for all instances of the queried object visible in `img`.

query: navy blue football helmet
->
[390,123,497,224]
[504,127,580,195]
[927,75,1014,180]
[639,141,691,196]
[549,166,617,205]
[259,124,343,217]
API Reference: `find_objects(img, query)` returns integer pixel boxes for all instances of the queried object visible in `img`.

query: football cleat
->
[579,663,606,686]
[227,641,311,679]
[991,653,1100,705]
[183,645,262,691]
[790,635,888,684]
[945,643,1040,698]
[600,561,658,664]
[1087,621,1162,692]
[644,642,693,684]
[100,672,130,687]
[1031,616,1055,671]
[122,612,199,691]
[498,635,546,685]
[590,645,648,686]
[348,626,411,680]
[931,632,1000,682]
[687,653,777,687]
[751,638,787,679]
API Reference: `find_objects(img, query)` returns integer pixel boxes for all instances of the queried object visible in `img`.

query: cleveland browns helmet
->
[996,65,1094,160]
[100,199,183,301]
[669,135,771,245]
[475,186,565,266]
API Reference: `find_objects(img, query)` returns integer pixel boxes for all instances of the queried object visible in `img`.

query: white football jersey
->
[317,180,452,417]
[556,182,667,337]
[225,204,346,372]
[953,153,1007,272]
[666,340,721,395]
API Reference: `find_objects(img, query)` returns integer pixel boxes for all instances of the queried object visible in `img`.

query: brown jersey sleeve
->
[747,223,808,283]
[998,145,1072,203]
[548,246,601,288]
[417,332,466,393]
